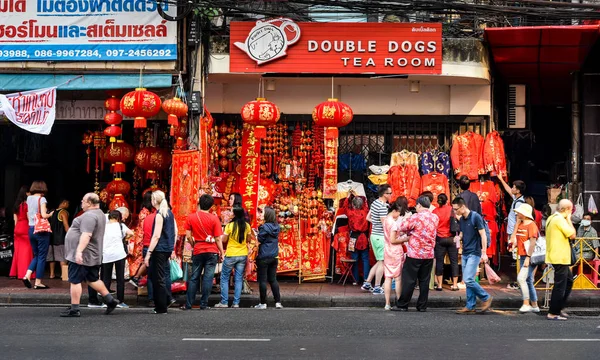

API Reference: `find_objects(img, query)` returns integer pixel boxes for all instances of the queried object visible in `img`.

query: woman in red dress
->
[9,186,33,279]
[127,192,153,287]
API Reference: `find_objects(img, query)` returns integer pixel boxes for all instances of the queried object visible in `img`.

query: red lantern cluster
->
[104,94,123,142]
[103,140,135,173]
[312,98,353,139]
[105,178,131,196]
[241,97,280,139]
[120,88,162,129]
[134,147,172,180]
[162,97,188,133]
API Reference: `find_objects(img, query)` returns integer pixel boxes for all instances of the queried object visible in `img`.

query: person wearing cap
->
[510,203,540,313]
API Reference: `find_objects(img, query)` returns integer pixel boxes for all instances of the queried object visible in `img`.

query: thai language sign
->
[0,0,177,61]
[0,87,57,135]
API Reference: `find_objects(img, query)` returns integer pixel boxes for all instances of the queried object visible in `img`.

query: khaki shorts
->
[370,234,385,261]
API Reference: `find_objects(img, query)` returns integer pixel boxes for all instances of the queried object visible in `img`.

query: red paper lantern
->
[104,94,124,142]
[240,98,280,139]
[104,112,123,125]
[104,125,122,140]
[135,147,172,179]
[104,96,120,112]
[312,98,353,138]
[162,97,188,129]
[103,140,135,173]
[109,194,128,211]
[120,88,162,129]
[105,178,131,196]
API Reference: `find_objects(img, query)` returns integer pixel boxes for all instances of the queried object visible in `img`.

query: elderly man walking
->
[395,195,439,312]
[61,193,119,317]
[545,199,577,321]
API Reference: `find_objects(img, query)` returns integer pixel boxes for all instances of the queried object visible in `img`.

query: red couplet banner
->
[230,20,442,75]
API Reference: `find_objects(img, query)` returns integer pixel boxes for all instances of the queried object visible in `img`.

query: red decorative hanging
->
[103,111,123,142]
[105,178,131,197]
[104,95,120,112]
[109,194,128,211]
[240,97,280,139]
[120,88,162,129]
[162,97,188,132]
[312,98,353,139]
[103,140,135,173]
[134,147,172,179]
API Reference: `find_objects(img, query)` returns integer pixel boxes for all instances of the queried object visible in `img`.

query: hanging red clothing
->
[450,131,485,180]
[481,200,499,265]
[332,227,350,275]
[469,180,498,204]
[388,164,421,207]
[483,131,507,180]
[421,172,449,207]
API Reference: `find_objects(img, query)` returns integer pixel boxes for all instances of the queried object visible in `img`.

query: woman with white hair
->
[144,191,176,314]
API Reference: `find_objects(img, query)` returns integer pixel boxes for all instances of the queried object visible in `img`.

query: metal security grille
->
[337,115,490,202]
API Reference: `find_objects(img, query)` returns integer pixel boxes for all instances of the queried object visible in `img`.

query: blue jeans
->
[28,227,50,279]
[186,253,218,309]
[143,247,172,302]
[351,249,370,283]
[462,253,490,310]
[518,257,538,302]
[219,256,247,306]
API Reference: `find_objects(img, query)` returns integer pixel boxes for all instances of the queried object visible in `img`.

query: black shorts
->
[68,262,100,284]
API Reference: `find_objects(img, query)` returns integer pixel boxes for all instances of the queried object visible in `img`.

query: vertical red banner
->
[323,137,338,199]
[198,110,213,189]
[170,150,201,235]
[240,125,261,227]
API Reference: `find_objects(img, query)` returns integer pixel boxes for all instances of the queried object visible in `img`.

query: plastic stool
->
[338,258,357,286]
[590,260,600,287]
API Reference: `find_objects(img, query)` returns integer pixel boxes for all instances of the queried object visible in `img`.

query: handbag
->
[33,197,52,234]
[524,236,546,265]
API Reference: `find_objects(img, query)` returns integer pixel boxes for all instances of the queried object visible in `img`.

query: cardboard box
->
[548,188,562,204]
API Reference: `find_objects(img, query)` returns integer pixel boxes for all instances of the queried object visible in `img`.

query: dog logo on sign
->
[234,18,301,65]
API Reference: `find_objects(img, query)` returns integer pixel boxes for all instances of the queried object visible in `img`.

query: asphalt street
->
[1,307,599,360]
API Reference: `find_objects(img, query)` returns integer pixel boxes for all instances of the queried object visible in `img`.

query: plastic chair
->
[590,259,600,287]
[337,258,357,286]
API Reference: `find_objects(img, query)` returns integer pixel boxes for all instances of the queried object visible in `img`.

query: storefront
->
[200,19,503,281]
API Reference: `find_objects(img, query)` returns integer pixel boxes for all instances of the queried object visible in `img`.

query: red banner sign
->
[323,137,338,199]
[239,125,261,227]
[170,150,201,236]
[230,21,442,74]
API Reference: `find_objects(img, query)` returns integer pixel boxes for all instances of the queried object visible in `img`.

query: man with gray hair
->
[61,193,119,317]
[545,199,576,321]
[395,195,439,311]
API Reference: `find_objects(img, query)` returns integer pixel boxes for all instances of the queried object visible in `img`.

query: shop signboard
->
[230,19,442,74]
[0,0,177,61]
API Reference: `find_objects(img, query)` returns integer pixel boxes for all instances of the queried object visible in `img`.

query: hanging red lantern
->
[103,140,135,173]
[104,93,124,142]
[105,178,131,197]
[240,98,280,139]
[162,97,188,130]
[105,95,120,112]
[109,194,128,211]
[312,98,353,139]
[120,88,162,129]
[134,147,172,179]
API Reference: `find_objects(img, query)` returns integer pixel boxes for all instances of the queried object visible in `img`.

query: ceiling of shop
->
[485,25,600,105]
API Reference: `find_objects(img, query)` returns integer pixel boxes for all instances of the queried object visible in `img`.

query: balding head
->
[557,199,573,214]
[82,192,100,211]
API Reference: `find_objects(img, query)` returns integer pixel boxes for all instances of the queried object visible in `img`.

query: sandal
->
[450,285,459,291]
[547,315,568,321]
[435,287,443,291]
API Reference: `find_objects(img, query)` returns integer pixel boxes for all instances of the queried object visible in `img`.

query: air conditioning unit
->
[508,84,527,129]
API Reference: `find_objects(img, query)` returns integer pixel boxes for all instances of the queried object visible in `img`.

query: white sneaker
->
[275,303,283,309]
[87,303,103,308]
[254,303,267,309]
[519,305,533,313]
[531,306,541,313]
[117,303,129,309]
[214,303,229,308]
[384,305,392,311]
[232,304,240,308]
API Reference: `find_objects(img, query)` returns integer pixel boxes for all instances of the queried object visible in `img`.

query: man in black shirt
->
[458,176,482,215]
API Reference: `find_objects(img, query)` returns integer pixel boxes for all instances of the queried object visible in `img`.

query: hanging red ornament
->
[162,97,188,128]
[312,98,353,138]
[103,125,122,140]
[105,178,131,197]
[103,140,135,173]
[104,96,120,112]
[120,88,162,129]
[134,147,171,179]
[240,98,280,139]
[109,194,128,211]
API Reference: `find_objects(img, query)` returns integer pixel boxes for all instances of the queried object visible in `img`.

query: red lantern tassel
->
[113,162,126,173]
[254,126,267,139]
[134,117,147,129]
[168,114,178,127]
[146,170,158,180]
[170,126,175,136]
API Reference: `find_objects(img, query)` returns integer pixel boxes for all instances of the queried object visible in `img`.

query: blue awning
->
[0,74,172,91]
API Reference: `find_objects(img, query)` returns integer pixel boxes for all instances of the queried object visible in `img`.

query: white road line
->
[527,339,600,342]
[182,338,271,342]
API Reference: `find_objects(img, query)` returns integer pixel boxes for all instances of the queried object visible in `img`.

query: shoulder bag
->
[33,197,52,234]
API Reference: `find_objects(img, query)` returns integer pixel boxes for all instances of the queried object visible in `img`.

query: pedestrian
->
[361,184,392,295]
[215,205,250,308]
[102,210,134,308]
[433,194,460,291]
[574,212,599,261]
[458,175,481,215]
[182,194,224,310]
[61,193,119,317]
[9,185,33,280]
[144,191,176,314]
[395,195,439,312]
[496,176,526,241]
[22,181,54,290]
[128,192,153,288]
[383,202,407,310]
[346,194,370,285]
[48,199,69,280]
[452,197,493,314]
[420,191,436,212]
[510,203,541,313]
[545,199,576,321]
[255,206,282,309]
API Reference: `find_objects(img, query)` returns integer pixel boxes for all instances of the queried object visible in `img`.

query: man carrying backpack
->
[452,197,492,314]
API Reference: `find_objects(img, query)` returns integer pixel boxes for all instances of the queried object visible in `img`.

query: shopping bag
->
[171,281,187,294]
[484,263,501,284]
[170,259,183,282]
[588,195,598,215]
[573,194,584,223]
[33,198,52,234]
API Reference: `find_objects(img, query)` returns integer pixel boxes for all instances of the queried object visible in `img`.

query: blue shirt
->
[458,190,481,215]
[459,211,486,257]
[507,196,525,235]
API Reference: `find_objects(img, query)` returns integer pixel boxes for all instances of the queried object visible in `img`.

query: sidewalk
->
[1,277,598,309]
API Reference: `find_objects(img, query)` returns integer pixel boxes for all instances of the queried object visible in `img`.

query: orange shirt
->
[515,221,539,256]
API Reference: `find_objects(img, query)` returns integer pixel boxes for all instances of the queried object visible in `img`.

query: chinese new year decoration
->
[104,140,135,173]
[240,98,280,139]
[135,147,172,180]
[120,88,162,129]
[162,97,188,134]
